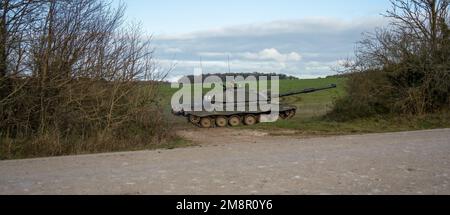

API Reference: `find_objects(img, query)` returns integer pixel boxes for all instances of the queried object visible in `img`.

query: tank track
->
[187,109,297,128]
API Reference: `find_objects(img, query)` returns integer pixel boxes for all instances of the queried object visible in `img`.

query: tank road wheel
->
[189,115,201,124]
[244,115,257,126]
[215,116,228,127]
[287,110,296,119]
[228,115,241,127]
[279,111,289,119]
[200,117,213,128]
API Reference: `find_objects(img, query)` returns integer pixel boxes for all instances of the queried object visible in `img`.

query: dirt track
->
[1,128,450,195]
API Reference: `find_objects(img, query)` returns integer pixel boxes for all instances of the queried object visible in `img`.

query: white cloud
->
[197,52,232,57]
[154,17,387,80]
[163,47,183,53]
[159,58,334,81]
[304,60,351,72]
[157,17,386,40]
[198,48,302,63]
[167,75,185,83]
[241,48,302,62]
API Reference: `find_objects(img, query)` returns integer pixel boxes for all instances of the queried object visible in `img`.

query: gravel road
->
[1,128,449,195]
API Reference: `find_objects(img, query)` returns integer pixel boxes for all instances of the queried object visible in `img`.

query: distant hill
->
[326,73,351,78]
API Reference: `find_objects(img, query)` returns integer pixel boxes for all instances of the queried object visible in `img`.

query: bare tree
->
[335,0,449,117]
[0,0,169,159]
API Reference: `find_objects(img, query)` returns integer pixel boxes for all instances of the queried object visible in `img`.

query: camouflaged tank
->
[172,84,337,128]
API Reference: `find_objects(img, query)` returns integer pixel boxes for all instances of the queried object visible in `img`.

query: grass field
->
[163,76,450,136]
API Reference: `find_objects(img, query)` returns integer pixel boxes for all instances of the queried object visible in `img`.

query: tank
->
[172,83,337,128]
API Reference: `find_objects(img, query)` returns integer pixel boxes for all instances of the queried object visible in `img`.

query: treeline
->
[183,72,299,83]
[330,0,450,120]
[0,0,168,159]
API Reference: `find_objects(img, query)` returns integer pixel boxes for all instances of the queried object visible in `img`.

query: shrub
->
[329,0,450,120]
[0,0,170,159]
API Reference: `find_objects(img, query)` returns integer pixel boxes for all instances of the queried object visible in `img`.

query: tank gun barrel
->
[278,84,337,98]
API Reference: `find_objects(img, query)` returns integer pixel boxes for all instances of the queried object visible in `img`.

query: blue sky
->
[115,0,392,81]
